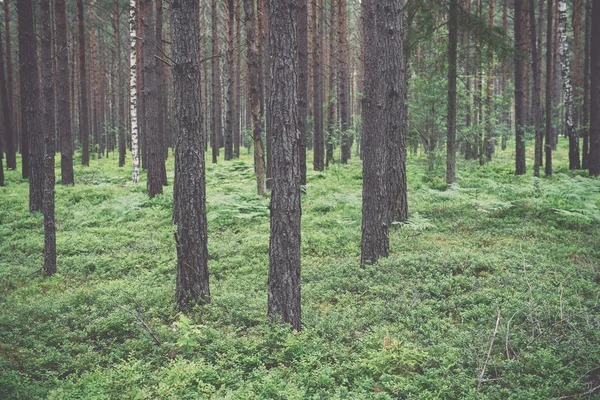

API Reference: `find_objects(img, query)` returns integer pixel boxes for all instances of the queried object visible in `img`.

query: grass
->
[0,138,599,399]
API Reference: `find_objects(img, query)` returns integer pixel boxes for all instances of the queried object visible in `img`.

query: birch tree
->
[130,0,140,184]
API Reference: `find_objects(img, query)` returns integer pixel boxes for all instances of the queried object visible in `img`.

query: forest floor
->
[1,138,599,399]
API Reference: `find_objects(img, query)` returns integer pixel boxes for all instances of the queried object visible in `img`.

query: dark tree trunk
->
[17,0,43,211]
[326,0,336,167]
[141,0,164,197]
[484,0,495,164]
[590,0,600,175]
[156,0,169,183]
[338,0,350,163]
[267,0,301,331]
[446,0,458,184]
[243,0,266,196]
[582,0,591,169]
[545,0,554,176]
[515,0,527,175]
[115,0,126,169]
[172,0,210,308]
[55,0,73,184]
[312,0,324,171]
[530,0,543,177]
[224,0,234,160]
[77,0,90,166]
[234,0,241,159]
[297,0,308,184]
[4,0,15,170]
[40,0,56,275]
[0,16,14,180]
[361,0,404,265]
[211,0,221,163]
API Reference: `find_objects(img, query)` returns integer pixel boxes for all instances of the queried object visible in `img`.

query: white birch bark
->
[130,0,140,183]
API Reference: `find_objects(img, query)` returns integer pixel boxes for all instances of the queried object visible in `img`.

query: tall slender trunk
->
[297,0,308,184]
[545,0,554,176]
[484,0,495,164]
[312,0,324,171]
[55,0,73,184]
[530,0,543,176]
[589,0,600,175]
[0,13,14,177]
[582,0,591,169]
[234,0,241,159]
[77,0,90,167]
[115,0,125,168]
[446,0,458,184]
[130,0,140,183]
[501,0,508,150]
[515,0,527,174]
[211,0,221,163]
[224,0,235,160]
[326,0,336,167]
[558,0,581,169]
[338,0,350,163]
[156,0,169,181]
[4,0,15,170]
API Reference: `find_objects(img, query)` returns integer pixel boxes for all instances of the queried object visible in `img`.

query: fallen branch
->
[478,308,501,391]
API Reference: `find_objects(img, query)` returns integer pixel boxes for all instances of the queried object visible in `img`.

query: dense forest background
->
[1,0,599,398]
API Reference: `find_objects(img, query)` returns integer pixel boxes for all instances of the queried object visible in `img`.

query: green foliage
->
[0,140,599,399]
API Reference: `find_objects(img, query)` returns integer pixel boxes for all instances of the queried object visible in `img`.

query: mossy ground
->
[1,139,599,399]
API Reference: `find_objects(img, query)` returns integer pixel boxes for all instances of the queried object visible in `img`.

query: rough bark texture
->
[446,0,458,185]
[545,0,553,176]
[77,0,90,167]
[243,0,267,196]
[115,0,126,169]
[337,0,350,164]
[130,0,140,183]
[17,0,43,211]
[484,0,495,164]
[590,0,600,175]
[224,0,235,160]
[156,0,169,182]
[557,0,581,169]
[234,0,242,159]
[172,0,210,308]
[4,0,15,170]
[141,0,164,197]
[515,0,527,175]
[55,0,73,184]
[361,0,404,265]
[326,0,336,167]
[530,0,543,177]
[267,0,301,331]
[0,15,13,180]
[297,0,308,184]
[40,0,56,275]
[312,0,324,171]
[211,0,221,163]
[582,0,590,169]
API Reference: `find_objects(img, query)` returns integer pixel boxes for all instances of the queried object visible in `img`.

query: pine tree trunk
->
[115,0,126,168]
[0,14,14,179]
[501,0,508,150]
[224,0,234,160]
[234,0,242,159]
[172,0,210,308]
[243,0,266,196]
[297,0,308,185]
[77,0,90,167]
[326,0,336,167]
[515,0,527,175]
[582,0,591,169]
[211,0,221,163]
[530,0,543,177]
[485,0,495,163]
[156,0,169,181]
[589,0,600,175]
[4,0,15,170]
[55,0,73,184]
[17,0,43,211]
[312,0,324,171]
[267,0,301,331]
[545,0,554,176]
[130,0,140,183]
[558,0,581,169]
[338,0,350,164]
[40,0,56,275]
[446,0,458,184]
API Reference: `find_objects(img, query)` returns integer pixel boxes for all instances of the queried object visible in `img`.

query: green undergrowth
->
[1,138,599,399]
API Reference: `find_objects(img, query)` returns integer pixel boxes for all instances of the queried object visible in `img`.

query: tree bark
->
[243,0,266,196]
[4,0,15,170]
[446,0,458,184]
[589,0,600,175]
[172,0,210,308]
[558,0,581,169]
[211,0,221,163]
[130,0,141,183]
[55,0,73,184]
[224,0,235,160]
[312,0,324,171]
[114,0,126,168]
[297,0,308,184]
[337,0,350,163]
[515,0,527,175]
[545,0,554,176]
[234,0,242,159]
[0,12,13,181]
[77,0,90,167]
[40,0,56,275]
[17,0,43,211]
[326,0,336,167]
[582,0,591,169]
[530,0,543,177]
[267,0,301,331]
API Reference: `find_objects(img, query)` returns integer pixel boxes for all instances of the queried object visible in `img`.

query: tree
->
[338,0,350,164]
[297,0,308,184]
[114,0,126,169]
[446,0,458,185]
[243,0,267,196]
[545,0,554,176]
[172,0,210,309]
[78,0,91,167]
[211,0,222,164]
[312,0,324,171]
[582,0,590,169]
[557,0,581,169]
[130,0,141,183]
[514,0,527,175]
[17,0,43,211]
[40,0,56,275]
[590,0,600,175]
[55,0,74,185]
[267,0,301,331]
[530,0,543,177]
[361,0,404,265]
[224,0,235,160]
[0,12,12,183]
[3,0,15,171]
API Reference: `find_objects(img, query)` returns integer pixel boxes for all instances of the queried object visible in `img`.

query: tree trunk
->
[326,0,336,167]
[338,0,350,163]
[4,0,15,170]
[224,0,234,160]
[545,0,554,176]
[515,0,527,175]
[76,0,90,167]
[17,0,43,211]
[484,0,495,164]
[558,0,581,169]
[130,0,141,183]
[156,0,169,182]
[446,0,458,184]
[172,0,210,309]
[530,0,543,177]
[243,0,266,196]
[114,0,125,168]
[267,0,301,331]
[589,0,600,175]
[582,0,591,169]
[312,0,324,171]
[0,13,14,180]
[55,0,73,184]
[211,0,221,163]
[297,0,308,184]
[234,0,241,159]
[40,0,56,275]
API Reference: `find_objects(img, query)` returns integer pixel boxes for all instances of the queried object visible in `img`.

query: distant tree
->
[514,0,526,175]
[0,15,12,185]
[55,0,73,184]
[590,0,600,175]
[545,0,554,176]
[267,0,301,331]
[446,0,458,185]
[114,0,126,169]
[530,0,543,177]
[361,0,404,265]
[40,0,56,275]
[17,0,43,211]
[582,0,590,169]
[338,0,350,164]
[211,0,222,164]
[243,0,267,196]
[172,0,210,308]
[234,0,242,159]
[77,0,91,167]
[224,0,235,161]
[297,0,308,184]
[326,0,336,167]
[312,0,324,171]
[3,0,15,171]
